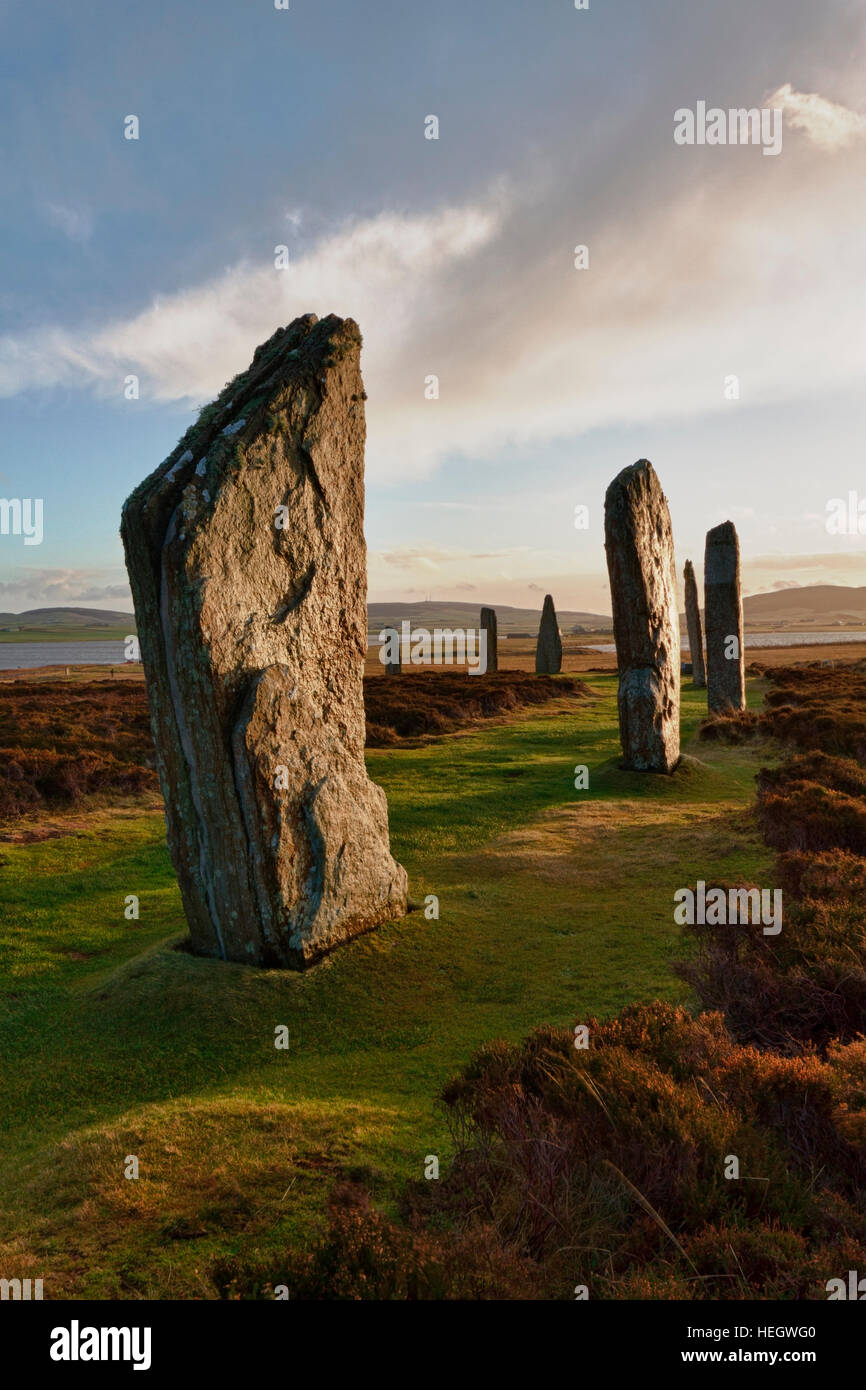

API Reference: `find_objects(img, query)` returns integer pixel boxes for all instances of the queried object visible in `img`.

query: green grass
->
[0,627,133,642]
[0,673,778,1297]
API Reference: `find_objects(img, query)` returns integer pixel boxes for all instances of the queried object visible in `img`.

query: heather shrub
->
[776,848,866,901]
[699,709,761,744]
[214,1183,540,1300]
[681,669,866,1054]
[0,681,159,816]
[699,663,866,759]
[0,672,586,815]
[415,1004,866,1299]
[757,751,866,800]
[676,890,866,1053]
[756,782,866,854]
[364,671,586,746]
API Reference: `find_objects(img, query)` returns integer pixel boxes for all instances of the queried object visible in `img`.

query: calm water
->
[586,631,866,655]
[2,630,866,671]
[0,641,129,670]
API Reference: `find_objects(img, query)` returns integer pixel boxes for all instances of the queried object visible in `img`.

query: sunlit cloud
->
[768,83,866,149]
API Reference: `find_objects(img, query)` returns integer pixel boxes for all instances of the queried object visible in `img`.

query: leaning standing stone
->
[121,313,407,968]
[535,594,562,673]
[481,606,498,673]
[604,460,680,772]
[683,560,706,688]
[704,520,746,713]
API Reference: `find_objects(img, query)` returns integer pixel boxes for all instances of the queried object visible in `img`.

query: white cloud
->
[0,197,504,406]
[768,83,866,149]
[2,82,865,492]
[0,568,132,609]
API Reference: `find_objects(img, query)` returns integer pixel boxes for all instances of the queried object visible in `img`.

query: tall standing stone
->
[481,606,498,673]
[704,520,745,713]
[121,313,407,968]
[535,594,562,673]
[683,560,706,688]
[604,460,680,772]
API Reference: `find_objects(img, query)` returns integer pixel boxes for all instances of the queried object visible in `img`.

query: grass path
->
[0,674,777,1297]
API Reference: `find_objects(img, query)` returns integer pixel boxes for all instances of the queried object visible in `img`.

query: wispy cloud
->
[0,197,504,404]
[2,83,865,497]
[767,83,866,149]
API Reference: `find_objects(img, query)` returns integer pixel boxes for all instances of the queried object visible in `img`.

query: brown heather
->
[0,672,585,819]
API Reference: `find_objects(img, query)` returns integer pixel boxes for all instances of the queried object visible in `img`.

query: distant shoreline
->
[3,634,866,682]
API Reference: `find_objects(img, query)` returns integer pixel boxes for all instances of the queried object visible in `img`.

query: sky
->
[0,0,865,616]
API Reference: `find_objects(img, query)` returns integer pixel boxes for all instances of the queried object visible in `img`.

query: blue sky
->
[1,0,865,614]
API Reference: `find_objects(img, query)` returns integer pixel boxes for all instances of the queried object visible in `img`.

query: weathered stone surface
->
[704,520,745,713]
[604,460,680,772]
[121,313,407,968]
[480,606,498,673]
[535,594,562,673]
[683,559,706,688]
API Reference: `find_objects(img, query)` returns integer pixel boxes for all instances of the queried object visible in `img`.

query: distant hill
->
[3,586,866,637]
[0,602,609,637]
[0,607,136,630]
[742,585,866,628]
[367,601,610,635]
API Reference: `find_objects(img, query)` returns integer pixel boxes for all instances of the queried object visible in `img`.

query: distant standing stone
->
[535,594,562,673]
[121,313,407,969]
[704,520,745,713]
[604,460,680,772]
[683,560,706,688]
[481,606,498,673]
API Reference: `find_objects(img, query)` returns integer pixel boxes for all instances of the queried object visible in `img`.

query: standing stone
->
[535,594,562,673]
[604,460,680,772]
[480,606,498,673]
[704,520,745,713]
[683,560,706,688]
[121,313,407,968]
